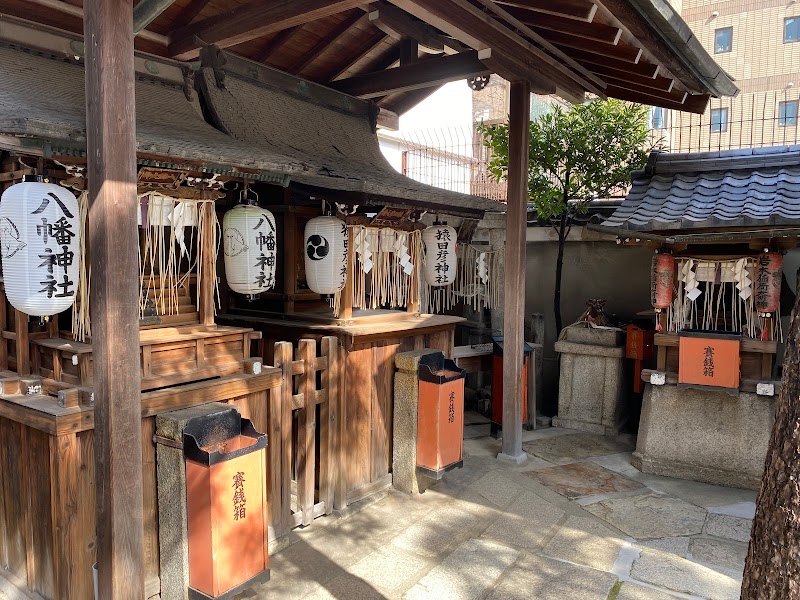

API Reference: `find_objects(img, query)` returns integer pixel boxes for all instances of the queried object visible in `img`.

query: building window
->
[649,106,667,129]
[780,100,798,126]
[714,27,732,53]
[710,108,728,133]
[785,17,800,43]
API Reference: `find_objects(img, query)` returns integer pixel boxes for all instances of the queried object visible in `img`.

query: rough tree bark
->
[741,294,800,598]
[554,211,568,335]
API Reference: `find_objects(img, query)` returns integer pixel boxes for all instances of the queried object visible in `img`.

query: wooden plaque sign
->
[678,334,741,390]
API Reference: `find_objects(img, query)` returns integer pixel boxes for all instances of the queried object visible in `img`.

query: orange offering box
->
[185,409,269,600]
[678,331,741,391]
[417,352,466,479]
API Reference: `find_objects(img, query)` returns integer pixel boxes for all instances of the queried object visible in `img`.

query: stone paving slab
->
[486,553,618,600]
[523,461,645,500]
[704,513,752,543]
[631,549,742,600]
[403,539,519,600]
[635,536,691,558]
[689,537,747,572]
[522,433,634,465]
[472,471,524,508]
[391,505,483,558]
[347,547,431,591]
[614,582,679,600]
[482,492,565,551]
[542,516,624,571]
[584,494,707,540]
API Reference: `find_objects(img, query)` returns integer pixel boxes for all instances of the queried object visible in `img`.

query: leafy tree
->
[479,98,650,333]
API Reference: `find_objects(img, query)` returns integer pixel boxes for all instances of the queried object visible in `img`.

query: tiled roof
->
[602,148,800,231]
[197,47,503,218]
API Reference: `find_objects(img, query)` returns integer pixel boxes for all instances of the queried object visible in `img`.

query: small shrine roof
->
[601,147,800,232]
[196,47,502,218]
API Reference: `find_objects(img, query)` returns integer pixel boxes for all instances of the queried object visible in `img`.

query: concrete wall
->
[524,236,654,413]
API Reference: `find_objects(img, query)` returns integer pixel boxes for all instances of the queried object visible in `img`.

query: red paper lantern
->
[651,253,675,310]
[756,251,782,316]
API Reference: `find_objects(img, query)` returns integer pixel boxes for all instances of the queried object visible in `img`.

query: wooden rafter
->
[494,0,598,22]
[605,84,709,113]
[545,30,642,63]
[568,48,659,78]
[289,10,363,74]
[380,87,439,115]
[387,0,604,98]
[498,6,621,45]
[317,29,387,82]
[368,2,468,54]
[329,50,489,98]
[588,63,677,93]
[252,25,304,63]
[167,0,213,31]
[133,0,178,33]
[168,0,367,60]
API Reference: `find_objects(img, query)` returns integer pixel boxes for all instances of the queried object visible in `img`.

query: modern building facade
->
[661,0,800,152]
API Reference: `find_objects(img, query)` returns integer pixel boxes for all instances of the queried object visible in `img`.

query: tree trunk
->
[741,294,800,598]
[554,212,568,335]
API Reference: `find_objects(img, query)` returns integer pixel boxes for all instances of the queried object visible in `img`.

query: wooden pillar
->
[499,80,530,463]
[84,0,145,597]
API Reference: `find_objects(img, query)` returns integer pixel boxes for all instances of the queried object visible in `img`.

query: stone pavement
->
[237,427,755,600]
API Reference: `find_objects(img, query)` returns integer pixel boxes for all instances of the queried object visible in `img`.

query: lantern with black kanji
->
[303,215,348,296]
[223,204,277,295]
[756,250,783,316]
[0,177,81,316]
[650,252,674,331]
[423,222,457,287]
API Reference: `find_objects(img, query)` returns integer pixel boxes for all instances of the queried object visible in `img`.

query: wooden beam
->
[399,38,419,65]
[368,1,468,54]
[602,76,685,102]
[499,6,621,44]
[24,0,168,47]
[329,50,488,98]
[168,0,366,60]
[500,79,530,462]
[495,0,598,22]
[470,0,606,93]
[380,87,438,115]
[388,0,605,97]
[478,48,561,96]
[167,0,212,30]
[289,10,362,74]
[252,25,303,63]
[377,108,400,130]
[133,0,177,33]
[317,29,387,82]
[84,1,144,599]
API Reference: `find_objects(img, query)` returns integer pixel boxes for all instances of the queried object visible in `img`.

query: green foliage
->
[478,98,650,219]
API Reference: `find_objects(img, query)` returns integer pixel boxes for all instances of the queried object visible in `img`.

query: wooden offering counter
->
[219,310,462,505]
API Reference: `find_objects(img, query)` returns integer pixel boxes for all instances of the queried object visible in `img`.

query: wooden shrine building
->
[0,0,735,597]
[593,146,800,490]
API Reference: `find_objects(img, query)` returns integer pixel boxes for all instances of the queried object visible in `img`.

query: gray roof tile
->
[602,149,800,231]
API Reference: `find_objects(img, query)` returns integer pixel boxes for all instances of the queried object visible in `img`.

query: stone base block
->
[635,384,776,490]
[551,416,616,435]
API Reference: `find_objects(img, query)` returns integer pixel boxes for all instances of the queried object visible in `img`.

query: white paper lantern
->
[423,223,457,287]
[0,178,81,316]
[223,204,277,295]
[304,215,348,295]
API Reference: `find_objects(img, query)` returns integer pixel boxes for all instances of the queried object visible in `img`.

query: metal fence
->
[390,91,800,203]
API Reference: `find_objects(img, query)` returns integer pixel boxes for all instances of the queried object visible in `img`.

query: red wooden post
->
[500,80,530,463]
[84,0,145,597]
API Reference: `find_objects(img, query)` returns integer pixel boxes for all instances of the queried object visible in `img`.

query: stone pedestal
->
[633,383,776,489]
[553,326,625,435]
[392,349,440,495]
[155,402,232,600]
